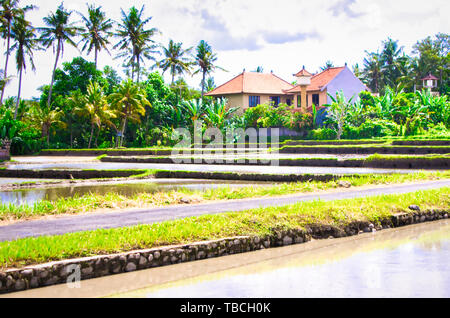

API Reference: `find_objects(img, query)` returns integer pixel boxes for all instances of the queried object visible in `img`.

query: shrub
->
[307,128,337,140]
[342,119,400,139]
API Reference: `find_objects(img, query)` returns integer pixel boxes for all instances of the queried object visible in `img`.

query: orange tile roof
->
[294,67,313,77]
[205,72,294,96]
[285,67,345,94]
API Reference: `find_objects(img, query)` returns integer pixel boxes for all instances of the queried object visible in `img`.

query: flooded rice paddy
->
[5,156,429,175]
[7,219,449,298]
[111,219,450,298]
[0,179,268,206]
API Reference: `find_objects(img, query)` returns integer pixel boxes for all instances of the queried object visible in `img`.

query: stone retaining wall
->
[1,209,448,294]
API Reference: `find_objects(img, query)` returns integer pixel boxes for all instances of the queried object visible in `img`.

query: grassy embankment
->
[0,171,449,222]
[0,187,448,269]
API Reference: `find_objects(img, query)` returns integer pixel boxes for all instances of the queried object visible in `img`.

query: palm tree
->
[0,0,34,104]
[78,4,113,69]
[10,15,39,119]
[74,81,116,148]
[362,51,383,94]
[109,79,150,147]
[204,98,237,130]
[181,98,205,125]
[0,68,12,93]
[38,3,82,107]
[320,60,334,71]
[156,39,192,84]
[193,40,225,99]
[28,102,65,147]
[380,38,403,88]
[114,6,159,83]
[204,77,215,93]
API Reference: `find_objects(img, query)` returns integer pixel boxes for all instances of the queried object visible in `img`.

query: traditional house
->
[204,71,295,114]
[206,65,367,115]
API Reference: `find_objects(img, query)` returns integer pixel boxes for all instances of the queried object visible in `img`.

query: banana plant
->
[325,90,354,139]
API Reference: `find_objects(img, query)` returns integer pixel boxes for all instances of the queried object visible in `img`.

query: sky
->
[1,0,449,100]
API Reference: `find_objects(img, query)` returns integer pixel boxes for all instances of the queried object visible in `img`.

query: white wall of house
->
[325,67,367,104]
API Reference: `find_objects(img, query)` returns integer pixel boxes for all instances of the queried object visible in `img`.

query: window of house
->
[249,96,260,107]
[312,94,319,106]
[286,98,291,106]
[270,96,280,107]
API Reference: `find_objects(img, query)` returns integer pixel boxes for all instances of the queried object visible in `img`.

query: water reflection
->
[111,220,450,298]
[5,161,431,175]
[0,179,269,205]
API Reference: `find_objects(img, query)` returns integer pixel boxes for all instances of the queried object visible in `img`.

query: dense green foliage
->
[312,88,450,140]
[0,2,448,153]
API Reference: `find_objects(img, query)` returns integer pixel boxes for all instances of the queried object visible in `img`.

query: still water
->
[113,220,450,298]
[6,161,429,175]
[5,220,449,298]
[0,179,267,205]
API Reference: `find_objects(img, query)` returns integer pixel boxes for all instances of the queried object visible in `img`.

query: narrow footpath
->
[0,180,449,242]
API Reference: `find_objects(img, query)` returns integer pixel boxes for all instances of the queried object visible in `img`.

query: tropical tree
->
[254,66,264,73]
[78,4,113,69]
[380,38,403,88]
[114,6,159,83]
[181,98,205,126]
[0,68,12,94]
[193,40,225,99]
[204,77,215,93]
[0,0,34,104]
[361,51,384,93]
[412,33,449,93]
[10,15,39,119]
[156,39,192,84]
[325,90,354,140]
[204,98,237,130]
[320,60,334,71]
[38,3,82,107]
[27,102,65,146]
[74,81,115,148]
[109,79,150,147]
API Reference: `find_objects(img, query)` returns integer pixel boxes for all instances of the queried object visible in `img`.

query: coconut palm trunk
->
[88,123,95,149]
[47,39,61,107]
[120,116,128,147]
[201,71,206,99]
[136,56,140,83]
[94,48,98,69]
[14,65,23,119]
[0,24,12,105]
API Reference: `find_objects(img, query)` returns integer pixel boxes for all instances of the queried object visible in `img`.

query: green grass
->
[0,187,448,268]
[1,171,449,222]
[365,153,450,161]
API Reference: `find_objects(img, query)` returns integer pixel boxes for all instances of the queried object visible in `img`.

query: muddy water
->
[111,220,450,298]
[0,179,268,205]
[6,160,428,175]
[6,220,449,298]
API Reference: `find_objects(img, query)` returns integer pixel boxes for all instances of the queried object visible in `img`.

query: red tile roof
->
[205,72,294,96]
[421,74,438,80]
[285,67,345,94]
[294,67,313,77]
